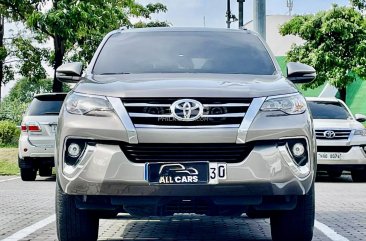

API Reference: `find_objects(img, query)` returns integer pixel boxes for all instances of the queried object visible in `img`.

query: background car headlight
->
[354,129,366,136]
[65,92,113,116]
[261,94,307,115]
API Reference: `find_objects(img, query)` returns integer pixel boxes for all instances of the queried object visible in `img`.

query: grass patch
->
[0,148,19,175]
[0,148,18,163]
[0,160,19,175]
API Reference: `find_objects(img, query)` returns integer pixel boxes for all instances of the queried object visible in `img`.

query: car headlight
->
[65,92,114,116]
[261,94,307,115]
[354,129,366,136]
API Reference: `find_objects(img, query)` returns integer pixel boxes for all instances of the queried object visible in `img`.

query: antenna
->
[287,0,294,16]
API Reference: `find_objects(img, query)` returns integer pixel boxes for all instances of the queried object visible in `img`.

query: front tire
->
[351,169,366,182]
[56,183,99,241]
[20,168,37,181]
[270,185,315,241]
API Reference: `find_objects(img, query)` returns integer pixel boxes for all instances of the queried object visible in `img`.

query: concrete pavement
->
[0,174,364,241]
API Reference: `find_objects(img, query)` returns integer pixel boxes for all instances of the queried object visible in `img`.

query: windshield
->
[93,31,276,75]
[308,101,352,120]
[27,94,66,116]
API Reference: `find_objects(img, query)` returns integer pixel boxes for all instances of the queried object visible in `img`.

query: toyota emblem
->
[171,99,204,121]
[323,130,336,139]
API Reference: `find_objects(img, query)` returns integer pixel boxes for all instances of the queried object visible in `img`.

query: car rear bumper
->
[57,141,315,197]
[317,146,366,165]
[18,135,54,158]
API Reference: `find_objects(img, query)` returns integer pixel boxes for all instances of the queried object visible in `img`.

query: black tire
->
[327,169,343,178]
[270,185,315,241]
[39,167,52,177]
[20,168,37,181]
[56,183,99,241]
[351,170,366,182]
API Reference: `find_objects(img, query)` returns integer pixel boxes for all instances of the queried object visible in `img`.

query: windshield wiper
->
[98,72,131,75]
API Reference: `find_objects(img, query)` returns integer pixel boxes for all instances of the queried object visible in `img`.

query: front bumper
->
[57,141,314,197]
[56,96,315,198]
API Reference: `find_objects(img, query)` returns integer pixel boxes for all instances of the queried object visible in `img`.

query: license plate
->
[145,162,227,185]
[317,152,342,160]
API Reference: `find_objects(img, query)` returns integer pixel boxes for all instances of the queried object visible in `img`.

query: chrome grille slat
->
[134,124,240,129]
[203,103,250,107]
[201,113,246,118]
[124,103,171,107]
[129,113,173,118]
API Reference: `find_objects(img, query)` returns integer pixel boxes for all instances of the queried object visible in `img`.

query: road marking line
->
[0,214,55,241]
[315,220,350,241]
[0,177,20,183]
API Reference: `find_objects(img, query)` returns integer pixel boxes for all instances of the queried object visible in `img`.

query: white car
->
[18,93,67,181]
[307,97,366,182]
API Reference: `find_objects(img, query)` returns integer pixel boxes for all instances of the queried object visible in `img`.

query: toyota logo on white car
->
[171,99,204,121]
[323,130,336,139]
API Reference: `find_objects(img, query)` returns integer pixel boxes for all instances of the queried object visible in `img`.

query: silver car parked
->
[307,97,366,182]
[18,93,66,181]
[55,28,317,241]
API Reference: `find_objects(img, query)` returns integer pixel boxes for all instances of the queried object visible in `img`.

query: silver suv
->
[307,97,366,182]
[55,28,317,241]
[18,93,66,181]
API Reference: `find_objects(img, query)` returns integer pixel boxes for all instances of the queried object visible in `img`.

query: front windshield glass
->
[93,31,276,75]
[308,101,352,120]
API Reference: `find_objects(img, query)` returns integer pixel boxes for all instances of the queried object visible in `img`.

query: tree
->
[0,77,58,123]
[280,5,366,101]
[5,77,53,103]
[0,0,167,92]
[0,14,5,101]
[350,0,366,10]
[0,10,16,102]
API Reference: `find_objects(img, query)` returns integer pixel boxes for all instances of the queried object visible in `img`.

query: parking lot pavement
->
[0,174,365,241]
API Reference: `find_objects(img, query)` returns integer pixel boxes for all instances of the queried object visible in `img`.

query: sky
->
[137,0,350,28]
[1,0,351,98]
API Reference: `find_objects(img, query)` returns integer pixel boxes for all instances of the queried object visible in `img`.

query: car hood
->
[73,73,297,98]
[313,119,364,130]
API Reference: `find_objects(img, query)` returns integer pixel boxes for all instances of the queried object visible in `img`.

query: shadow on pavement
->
[315,172,353,183]
[99,215,272,241]
[35,175,56,182]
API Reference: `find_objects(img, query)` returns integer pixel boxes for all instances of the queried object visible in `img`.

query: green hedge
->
[0,121,20,147]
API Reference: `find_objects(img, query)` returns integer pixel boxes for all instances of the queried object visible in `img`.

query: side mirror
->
[56,62,83,83]
[287,62,316,83]
[355,113,366,122]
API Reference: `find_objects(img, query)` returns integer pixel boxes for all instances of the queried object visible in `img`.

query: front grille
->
[315,130,351,140]
[122,98,252,127]
[120,143,253,163]
[317,146,352,153]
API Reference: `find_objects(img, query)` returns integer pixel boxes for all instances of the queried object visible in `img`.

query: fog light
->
[68,143,81,157]
[292,143,305,157]
[363,146,366,152]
